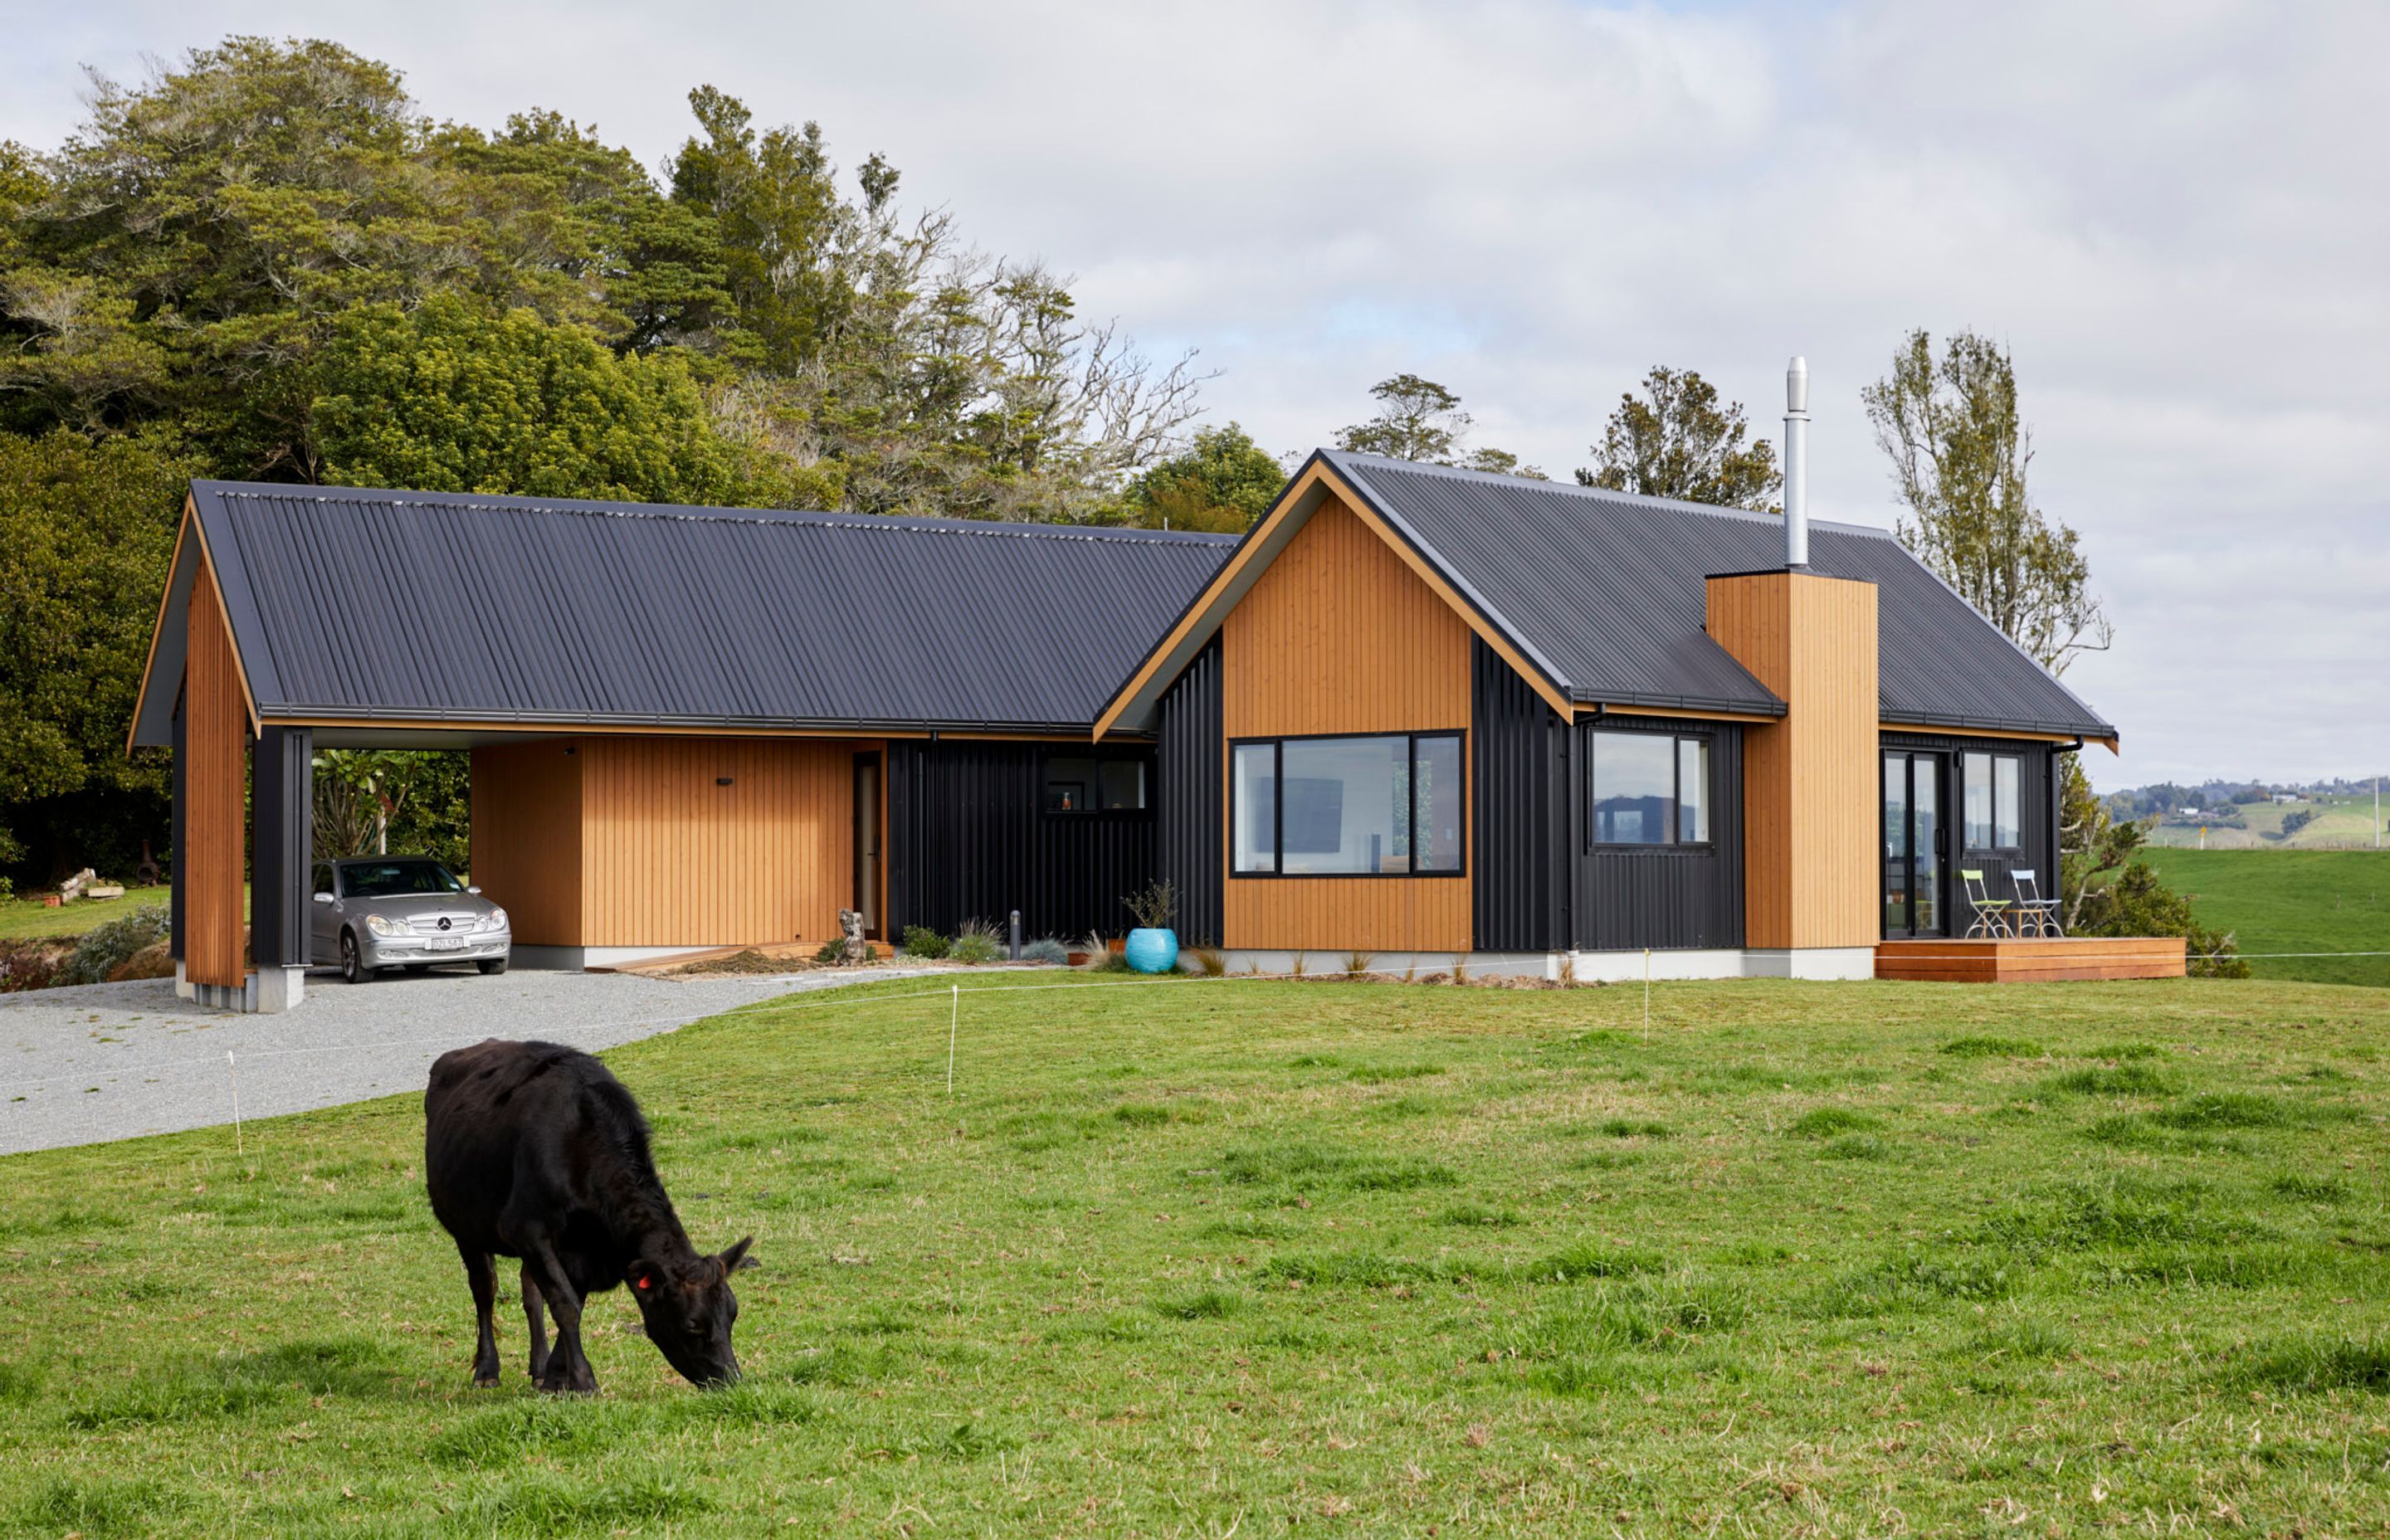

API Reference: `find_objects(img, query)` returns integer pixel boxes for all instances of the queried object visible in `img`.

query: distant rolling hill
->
[2142,792,2385,850]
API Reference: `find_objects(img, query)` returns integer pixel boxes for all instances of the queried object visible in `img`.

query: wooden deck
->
[1875,936,2188,982]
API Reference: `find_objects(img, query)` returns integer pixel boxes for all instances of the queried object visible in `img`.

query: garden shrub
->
[1019,937,1069,965]
[60,905,169,986]
[900,925,949,959]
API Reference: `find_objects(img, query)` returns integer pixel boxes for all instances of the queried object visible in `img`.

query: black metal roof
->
[1322,451,2115,738]
[143,481,1236,740]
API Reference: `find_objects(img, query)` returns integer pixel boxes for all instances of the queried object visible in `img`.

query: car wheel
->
[477,958,509,976]
[341,931,373,984]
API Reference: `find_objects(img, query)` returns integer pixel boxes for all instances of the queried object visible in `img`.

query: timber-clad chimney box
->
[1705,568,1879,967]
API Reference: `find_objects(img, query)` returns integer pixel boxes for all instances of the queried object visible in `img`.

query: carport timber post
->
[173,715,312,1016]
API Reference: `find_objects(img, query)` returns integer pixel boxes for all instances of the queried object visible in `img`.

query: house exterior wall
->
[1577,716,1746,952]
[1222,493,1473,953]
[1705,571,1880,950]
[886,740,1158,943]
[473,735,865,951]
[1155,640,1225,948]
[471,740,587,946]
[1471,638,1571,952]
[1880,730,2061,937]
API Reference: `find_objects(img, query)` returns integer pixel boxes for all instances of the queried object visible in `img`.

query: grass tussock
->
[1941,1036,2041,1059]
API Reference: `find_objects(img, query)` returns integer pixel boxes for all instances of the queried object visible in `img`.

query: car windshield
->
[340,860,465,899]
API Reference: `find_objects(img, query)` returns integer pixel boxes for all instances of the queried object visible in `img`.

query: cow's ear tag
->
[632,1266,655,1292]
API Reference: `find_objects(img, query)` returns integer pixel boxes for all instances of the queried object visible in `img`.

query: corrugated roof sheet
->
[189,481,1237,733]
[1324,451,2115,738]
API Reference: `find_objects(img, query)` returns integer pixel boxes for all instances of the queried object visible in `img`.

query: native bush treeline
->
[0,37,1244,882]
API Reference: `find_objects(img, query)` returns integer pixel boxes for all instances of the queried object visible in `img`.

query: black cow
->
[424,1039,755,1392]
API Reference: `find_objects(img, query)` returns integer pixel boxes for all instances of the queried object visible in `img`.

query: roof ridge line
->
[1318,448,1898,539]
[193,481,1241,547]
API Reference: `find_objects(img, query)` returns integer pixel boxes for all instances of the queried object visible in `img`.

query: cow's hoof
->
[471,1372,501,1389]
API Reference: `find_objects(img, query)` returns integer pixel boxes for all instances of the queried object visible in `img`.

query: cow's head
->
[627,1235,757,1387]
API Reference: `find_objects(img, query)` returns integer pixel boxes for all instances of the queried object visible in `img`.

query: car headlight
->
[364,914,405,938]
[480,908,508,933]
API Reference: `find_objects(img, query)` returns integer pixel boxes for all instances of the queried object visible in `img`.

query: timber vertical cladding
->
[1471,638,1568,952]
[1155,641,1224,948]
[184,553,248,988]
[1577,716,1745,951]
[1705,571,1879,949]
[885,741,1158,942]
[250,725,312,968]
[1222,493,1473,952]
[471,735,866,949]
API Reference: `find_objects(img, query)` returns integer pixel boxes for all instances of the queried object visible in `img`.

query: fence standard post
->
[227,1050,244,1157]
[948,984,959,1099]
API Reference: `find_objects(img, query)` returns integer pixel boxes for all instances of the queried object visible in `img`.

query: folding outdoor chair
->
[2010,868,2064,938]
[1960,870,2014,938]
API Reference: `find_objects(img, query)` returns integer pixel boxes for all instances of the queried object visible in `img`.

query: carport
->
[128,480,1227,1011]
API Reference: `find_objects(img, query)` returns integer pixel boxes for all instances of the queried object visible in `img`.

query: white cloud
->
[7,0,2384,786]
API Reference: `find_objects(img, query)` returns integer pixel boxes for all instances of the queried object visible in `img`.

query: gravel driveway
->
[0,964,970,1157]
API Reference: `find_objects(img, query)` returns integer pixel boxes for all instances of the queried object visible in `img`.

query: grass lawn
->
[2142,849,2390,988]
[0,885,178,941]
[2,974,2386,1535]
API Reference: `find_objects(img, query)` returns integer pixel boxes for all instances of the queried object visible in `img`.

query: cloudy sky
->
[13,2,2386,791]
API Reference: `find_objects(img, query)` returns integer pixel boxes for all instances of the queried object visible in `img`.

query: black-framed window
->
[1043,754,1149,814]
[1961,751,2021,850]
[1232,732,1463,876]
[1588,729,1712,847]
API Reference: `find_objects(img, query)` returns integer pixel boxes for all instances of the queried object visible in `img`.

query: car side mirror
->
[466,885,482,895]
[313,892,334,904]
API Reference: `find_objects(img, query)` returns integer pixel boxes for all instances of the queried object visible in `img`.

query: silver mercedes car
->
[310,856,511,983]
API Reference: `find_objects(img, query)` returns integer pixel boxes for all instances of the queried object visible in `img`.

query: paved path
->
[0,965,969,1157]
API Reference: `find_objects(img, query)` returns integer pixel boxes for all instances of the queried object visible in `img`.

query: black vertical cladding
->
[1881,730,2057,934]
[1154,640,1224,948]
[1574,716,1744,951]
[1471,639,1569,952]
[169,694,186,962]
[886,740,1158,941]
[250,724,312,967]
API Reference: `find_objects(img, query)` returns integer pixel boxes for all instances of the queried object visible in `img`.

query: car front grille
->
[408,914,476,936]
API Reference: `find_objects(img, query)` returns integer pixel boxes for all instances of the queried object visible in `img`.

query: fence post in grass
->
[1643,948,1651,1040]
[948,984,959,1099]
[227,1050,243,1157]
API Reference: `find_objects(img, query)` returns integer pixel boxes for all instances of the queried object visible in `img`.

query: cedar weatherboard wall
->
[184,554,248,988]
[579,737,861,948]
[1705,572,1879,950]
[471,735,866,950]
[471,741,587,947]
[1222,493,1472,952]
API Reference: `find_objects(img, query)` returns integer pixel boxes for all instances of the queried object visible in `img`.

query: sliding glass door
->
[1882,751,1945,937]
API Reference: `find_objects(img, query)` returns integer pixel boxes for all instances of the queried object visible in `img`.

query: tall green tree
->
[311,295,832,507]
[1335,374,1540,476]
[1865,330,2216,963]
[0,431,193,879]
[1861,329,2110,674]
[1124,422,1285,531]
[1576,366,1780,510]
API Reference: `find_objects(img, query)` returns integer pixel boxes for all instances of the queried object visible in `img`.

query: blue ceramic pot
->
[1124,928,1179,974]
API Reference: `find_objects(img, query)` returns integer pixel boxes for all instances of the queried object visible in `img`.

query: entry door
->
[852,753,883,938]
[1882,752,1945,937]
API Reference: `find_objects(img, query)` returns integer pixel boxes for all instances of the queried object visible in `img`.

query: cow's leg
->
[520,1265,552,1384]
[524,1240,598,1394]
[459,1245,502,1387]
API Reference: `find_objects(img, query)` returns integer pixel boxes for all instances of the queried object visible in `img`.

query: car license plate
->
[427,936,466,952]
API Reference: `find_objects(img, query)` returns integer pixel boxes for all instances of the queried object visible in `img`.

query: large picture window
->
[1961,752,2022,850]
[1232,733,1464,876]
[1589,729,1712,847]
